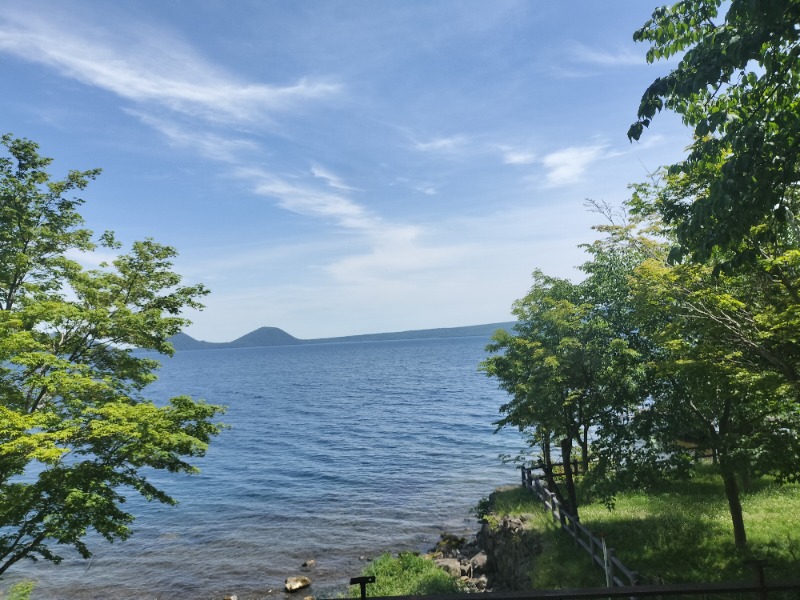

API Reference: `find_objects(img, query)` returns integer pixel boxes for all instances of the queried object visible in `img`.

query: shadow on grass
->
[489,473,800,588]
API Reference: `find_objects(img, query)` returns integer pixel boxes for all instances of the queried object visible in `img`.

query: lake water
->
[5,336,522,599]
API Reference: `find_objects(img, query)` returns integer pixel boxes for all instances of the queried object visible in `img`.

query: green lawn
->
[487,467,800,589]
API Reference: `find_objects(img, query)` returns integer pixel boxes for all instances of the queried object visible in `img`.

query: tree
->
[483,226,648,519]
[628,0,800,263]
[587,186,800,549]
[625,250,800,549]
[0,134,224,574]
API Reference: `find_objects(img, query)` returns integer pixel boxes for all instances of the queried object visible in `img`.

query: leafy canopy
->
[629,0,800,263]
[0,134,223,575]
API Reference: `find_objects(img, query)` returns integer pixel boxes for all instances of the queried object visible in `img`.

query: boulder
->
[470,550,488,574]
[285,576,312,592]
[434,557,462,577]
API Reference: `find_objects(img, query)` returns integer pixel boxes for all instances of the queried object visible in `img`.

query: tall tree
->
[628,0,800,263]
[627,251,800,549]
[483,226,648,519]
[591,186,800,549]
[0,134,223,574]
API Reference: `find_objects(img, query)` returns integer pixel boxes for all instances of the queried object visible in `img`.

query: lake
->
[6,335,522,599]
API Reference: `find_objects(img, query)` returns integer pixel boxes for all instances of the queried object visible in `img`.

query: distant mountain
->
[227,326,301,348]
[167,322,515,351]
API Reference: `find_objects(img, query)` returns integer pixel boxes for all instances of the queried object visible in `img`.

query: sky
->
[1,1,690,342]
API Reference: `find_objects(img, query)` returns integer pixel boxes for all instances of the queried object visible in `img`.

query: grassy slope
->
[489,467,800,589]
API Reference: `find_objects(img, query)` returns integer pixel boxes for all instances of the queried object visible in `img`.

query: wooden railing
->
[521,466,639,588]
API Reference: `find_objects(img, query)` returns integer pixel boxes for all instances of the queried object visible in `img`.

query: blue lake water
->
[6,335,522,599]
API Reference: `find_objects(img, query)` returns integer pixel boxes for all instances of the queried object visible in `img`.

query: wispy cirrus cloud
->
[129,111,262,163]
[413,135,470,154]
[0,8,340,126]
[311,166,361,192]
[568,42,644,68]
[236,166,376,231]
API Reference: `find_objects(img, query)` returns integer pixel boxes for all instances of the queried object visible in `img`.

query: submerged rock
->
[285,575,312,592]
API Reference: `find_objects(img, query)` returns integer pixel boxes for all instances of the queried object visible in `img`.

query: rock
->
[470,550,488,574]
[285,576,312,592]
[223,595,238,600]
[476,512,542,591]
[301,559,316,568]
[476,574,488,590]
[303,596,315,600]
[434,557,462,577]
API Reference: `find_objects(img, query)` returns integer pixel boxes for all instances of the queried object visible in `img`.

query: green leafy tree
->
[627,252,800,549]
[483,225,648,518]
[0,134,223,575]
[587,186,800,549]
[628,0,800,263]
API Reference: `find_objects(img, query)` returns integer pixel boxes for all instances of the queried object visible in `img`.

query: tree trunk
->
[721,466,748,549]
[581,424,589,474]
[561,437,579,521]
[541,435,568,509]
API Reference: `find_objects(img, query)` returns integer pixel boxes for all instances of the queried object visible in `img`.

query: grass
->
[487,465,800,589]
[349,552,464,597]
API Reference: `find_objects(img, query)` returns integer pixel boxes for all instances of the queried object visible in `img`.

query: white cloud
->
[326,224,461,283]
[129,111,261,163]
[311,166,360,192]
[238,167,376,230]
[499,146,537,165]
[0,9,340,126]
[414,135,469,153]
[568,43,643,67]
[541,144,607,187]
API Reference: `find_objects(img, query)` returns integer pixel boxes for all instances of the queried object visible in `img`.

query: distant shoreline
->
[168,321,516,351]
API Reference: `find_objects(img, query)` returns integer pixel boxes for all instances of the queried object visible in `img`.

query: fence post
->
[745,559,768,600]
[604,543,614,588]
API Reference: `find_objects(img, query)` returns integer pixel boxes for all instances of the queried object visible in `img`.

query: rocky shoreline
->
[228,488,539,599]
[427,510,541,593]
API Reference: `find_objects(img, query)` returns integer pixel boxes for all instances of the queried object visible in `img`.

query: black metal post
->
[350,575,376,600]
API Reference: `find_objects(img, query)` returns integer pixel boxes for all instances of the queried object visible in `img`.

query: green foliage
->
[482,215,652,517]
[0,134,224,575]
[487,187,800,550]
[1,581,35,600]
[351,552,464,597]
[629,0,800,263]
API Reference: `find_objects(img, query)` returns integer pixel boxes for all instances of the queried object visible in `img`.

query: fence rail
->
[521,466,638,587]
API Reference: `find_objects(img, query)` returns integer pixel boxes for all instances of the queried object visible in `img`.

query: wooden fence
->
[521,466,639,588]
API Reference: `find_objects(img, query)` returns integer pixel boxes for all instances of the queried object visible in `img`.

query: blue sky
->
[1,1,689,342]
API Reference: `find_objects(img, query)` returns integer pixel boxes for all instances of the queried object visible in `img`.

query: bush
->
[351,552,464,596]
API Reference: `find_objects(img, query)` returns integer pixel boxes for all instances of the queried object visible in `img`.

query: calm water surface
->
[7,336,521,599]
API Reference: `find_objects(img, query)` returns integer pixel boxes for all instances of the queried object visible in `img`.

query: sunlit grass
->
[349,552,464,597]
[487,466,800,588]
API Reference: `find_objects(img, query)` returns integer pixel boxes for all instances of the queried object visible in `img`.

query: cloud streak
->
[568,43,644,68]
[0,8,340,126]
